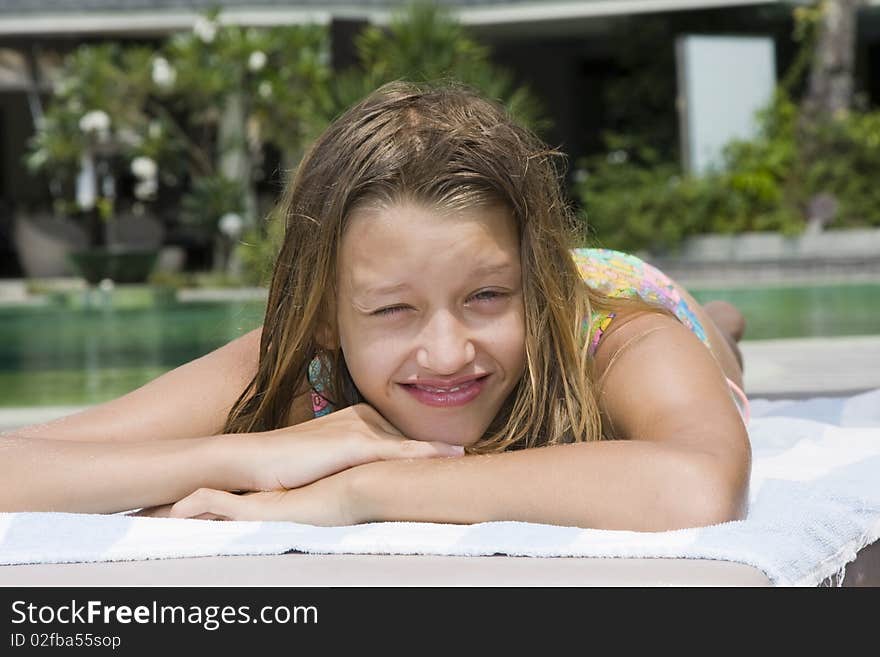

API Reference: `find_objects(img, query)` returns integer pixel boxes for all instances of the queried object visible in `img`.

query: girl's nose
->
[415,311,476,374]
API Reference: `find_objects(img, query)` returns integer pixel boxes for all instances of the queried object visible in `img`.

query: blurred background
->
[0,0,878,423]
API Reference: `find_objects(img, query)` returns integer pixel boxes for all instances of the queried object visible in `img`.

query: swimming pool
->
[0,282,878,407]
[0,300,265,407]
[689,282,880,342]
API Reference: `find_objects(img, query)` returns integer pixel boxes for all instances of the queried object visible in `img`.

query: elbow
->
[686,486,747,529]
[682,456,750,529]
[666,449,750,530]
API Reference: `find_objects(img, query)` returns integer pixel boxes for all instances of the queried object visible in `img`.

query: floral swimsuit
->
[310,248,749,424]
[574,248,709,356]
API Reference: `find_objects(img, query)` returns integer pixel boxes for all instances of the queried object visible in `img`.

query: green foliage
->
[237,207,286,286]
[721,91,880,231]
[26,44,178,180]
[163,18,332,161]
[179,175,246,233]
[324,2,548,133]
[28,4,546,284]
[573,89,880,252]
[797,111,880,228]
[26,16,332,234]
[237,2,551,285]
[600,18,679,158]
[572,140,755,253]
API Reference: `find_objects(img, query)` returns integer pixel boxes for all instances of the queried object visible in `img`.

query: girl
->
[1,82,751,531]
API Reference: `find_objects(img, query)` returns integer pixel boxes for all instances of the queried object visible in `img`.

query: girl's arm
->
[352,311,752,531]
[0,327,264,512]
[0,409,461,514]
[0,433,244,514]
[170,313,750,531]
[1,327,459,514]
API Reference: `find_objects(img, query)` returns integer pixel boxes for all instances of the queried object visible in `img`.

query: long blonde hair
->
[223,80,663,451]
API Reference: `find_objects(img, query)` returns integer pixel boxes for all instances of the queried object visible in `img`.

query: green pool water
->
[1,282,878,407]
[0,299,265,407]
[689,282,880,342]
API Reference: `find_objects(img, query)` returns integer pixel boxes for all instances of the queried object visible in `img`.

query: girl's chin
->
[378,399,499,446]
[398,422,487,448]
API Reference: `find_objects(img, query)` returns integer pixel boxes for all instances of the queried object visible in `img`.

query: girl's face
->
[336,199,527,446]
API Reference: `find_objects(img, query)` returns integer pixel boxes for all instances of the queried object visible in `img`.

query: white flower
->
[248,50,267,72]
[607,149,628,165]
[131,156,158,181]
[219,212,244,238]
[134,179,158,200]
[258,81,272,98]
[152,57,176,89]
[193,16,218,43]
[28,149,48,169]
[78,110,111,135]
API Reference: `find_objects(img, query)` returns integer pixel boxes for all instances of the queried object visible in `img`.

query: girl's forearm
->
[351,440,747,532]
[0,433,247,514]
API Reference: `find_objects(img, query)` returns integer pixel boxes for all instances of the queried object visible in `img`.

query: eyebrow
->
[356,262,517,299]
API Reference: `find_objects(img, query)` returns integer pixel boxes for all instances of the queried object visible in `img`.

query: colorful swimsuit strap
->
[587,309,617,357]
[573,247,710,356]
[309,356,333,418]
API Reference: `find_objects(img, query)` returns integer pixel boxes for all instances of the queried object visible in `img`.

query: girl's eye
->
[471,290,506,303]
[372,291,506,317]
[373,305,408,316]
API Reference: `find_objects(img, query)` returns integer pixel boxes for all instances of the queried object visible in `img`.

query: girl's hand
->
[229,403,462,492]
[157,469,362,526]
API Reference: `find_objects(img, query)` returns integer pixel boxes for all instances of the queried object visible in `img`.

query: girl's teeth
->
[417,384,464,393]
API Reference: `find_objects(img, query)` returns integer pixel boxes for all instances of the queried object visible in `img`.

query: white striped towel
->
[2,388,879,586]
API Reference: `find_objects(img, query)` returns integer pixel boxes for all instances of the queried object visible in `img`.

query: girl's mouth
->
[399,375,490,407]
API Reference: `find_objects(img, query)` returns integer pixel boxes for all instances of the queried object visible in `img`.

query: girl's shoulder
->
[591,308,749,452]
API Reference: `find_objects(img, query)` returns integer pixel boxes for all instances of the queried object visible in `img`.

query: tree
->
[324,2,547,133]
[801,0,866,123]
[26,15,332,275]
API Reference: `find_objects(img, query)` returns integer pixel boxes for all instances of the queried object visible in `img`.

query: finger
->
[191,513,227,521]
[380,438,465,460]
[428,441,466,457]
[351,403,404,436]
[374,414,405,437]
[130,504,174,517]
[169,488,244,520]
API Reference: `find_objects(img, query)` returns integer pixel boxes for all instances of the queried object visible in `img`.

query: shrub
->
[572,90,880,253]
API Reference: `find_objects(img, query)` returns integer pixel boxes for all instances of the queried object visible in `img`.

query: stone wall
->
[645,228,880,286]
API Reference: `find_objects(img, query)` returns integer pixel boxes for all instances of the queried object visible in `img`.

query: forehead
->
[339,200,520,292]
